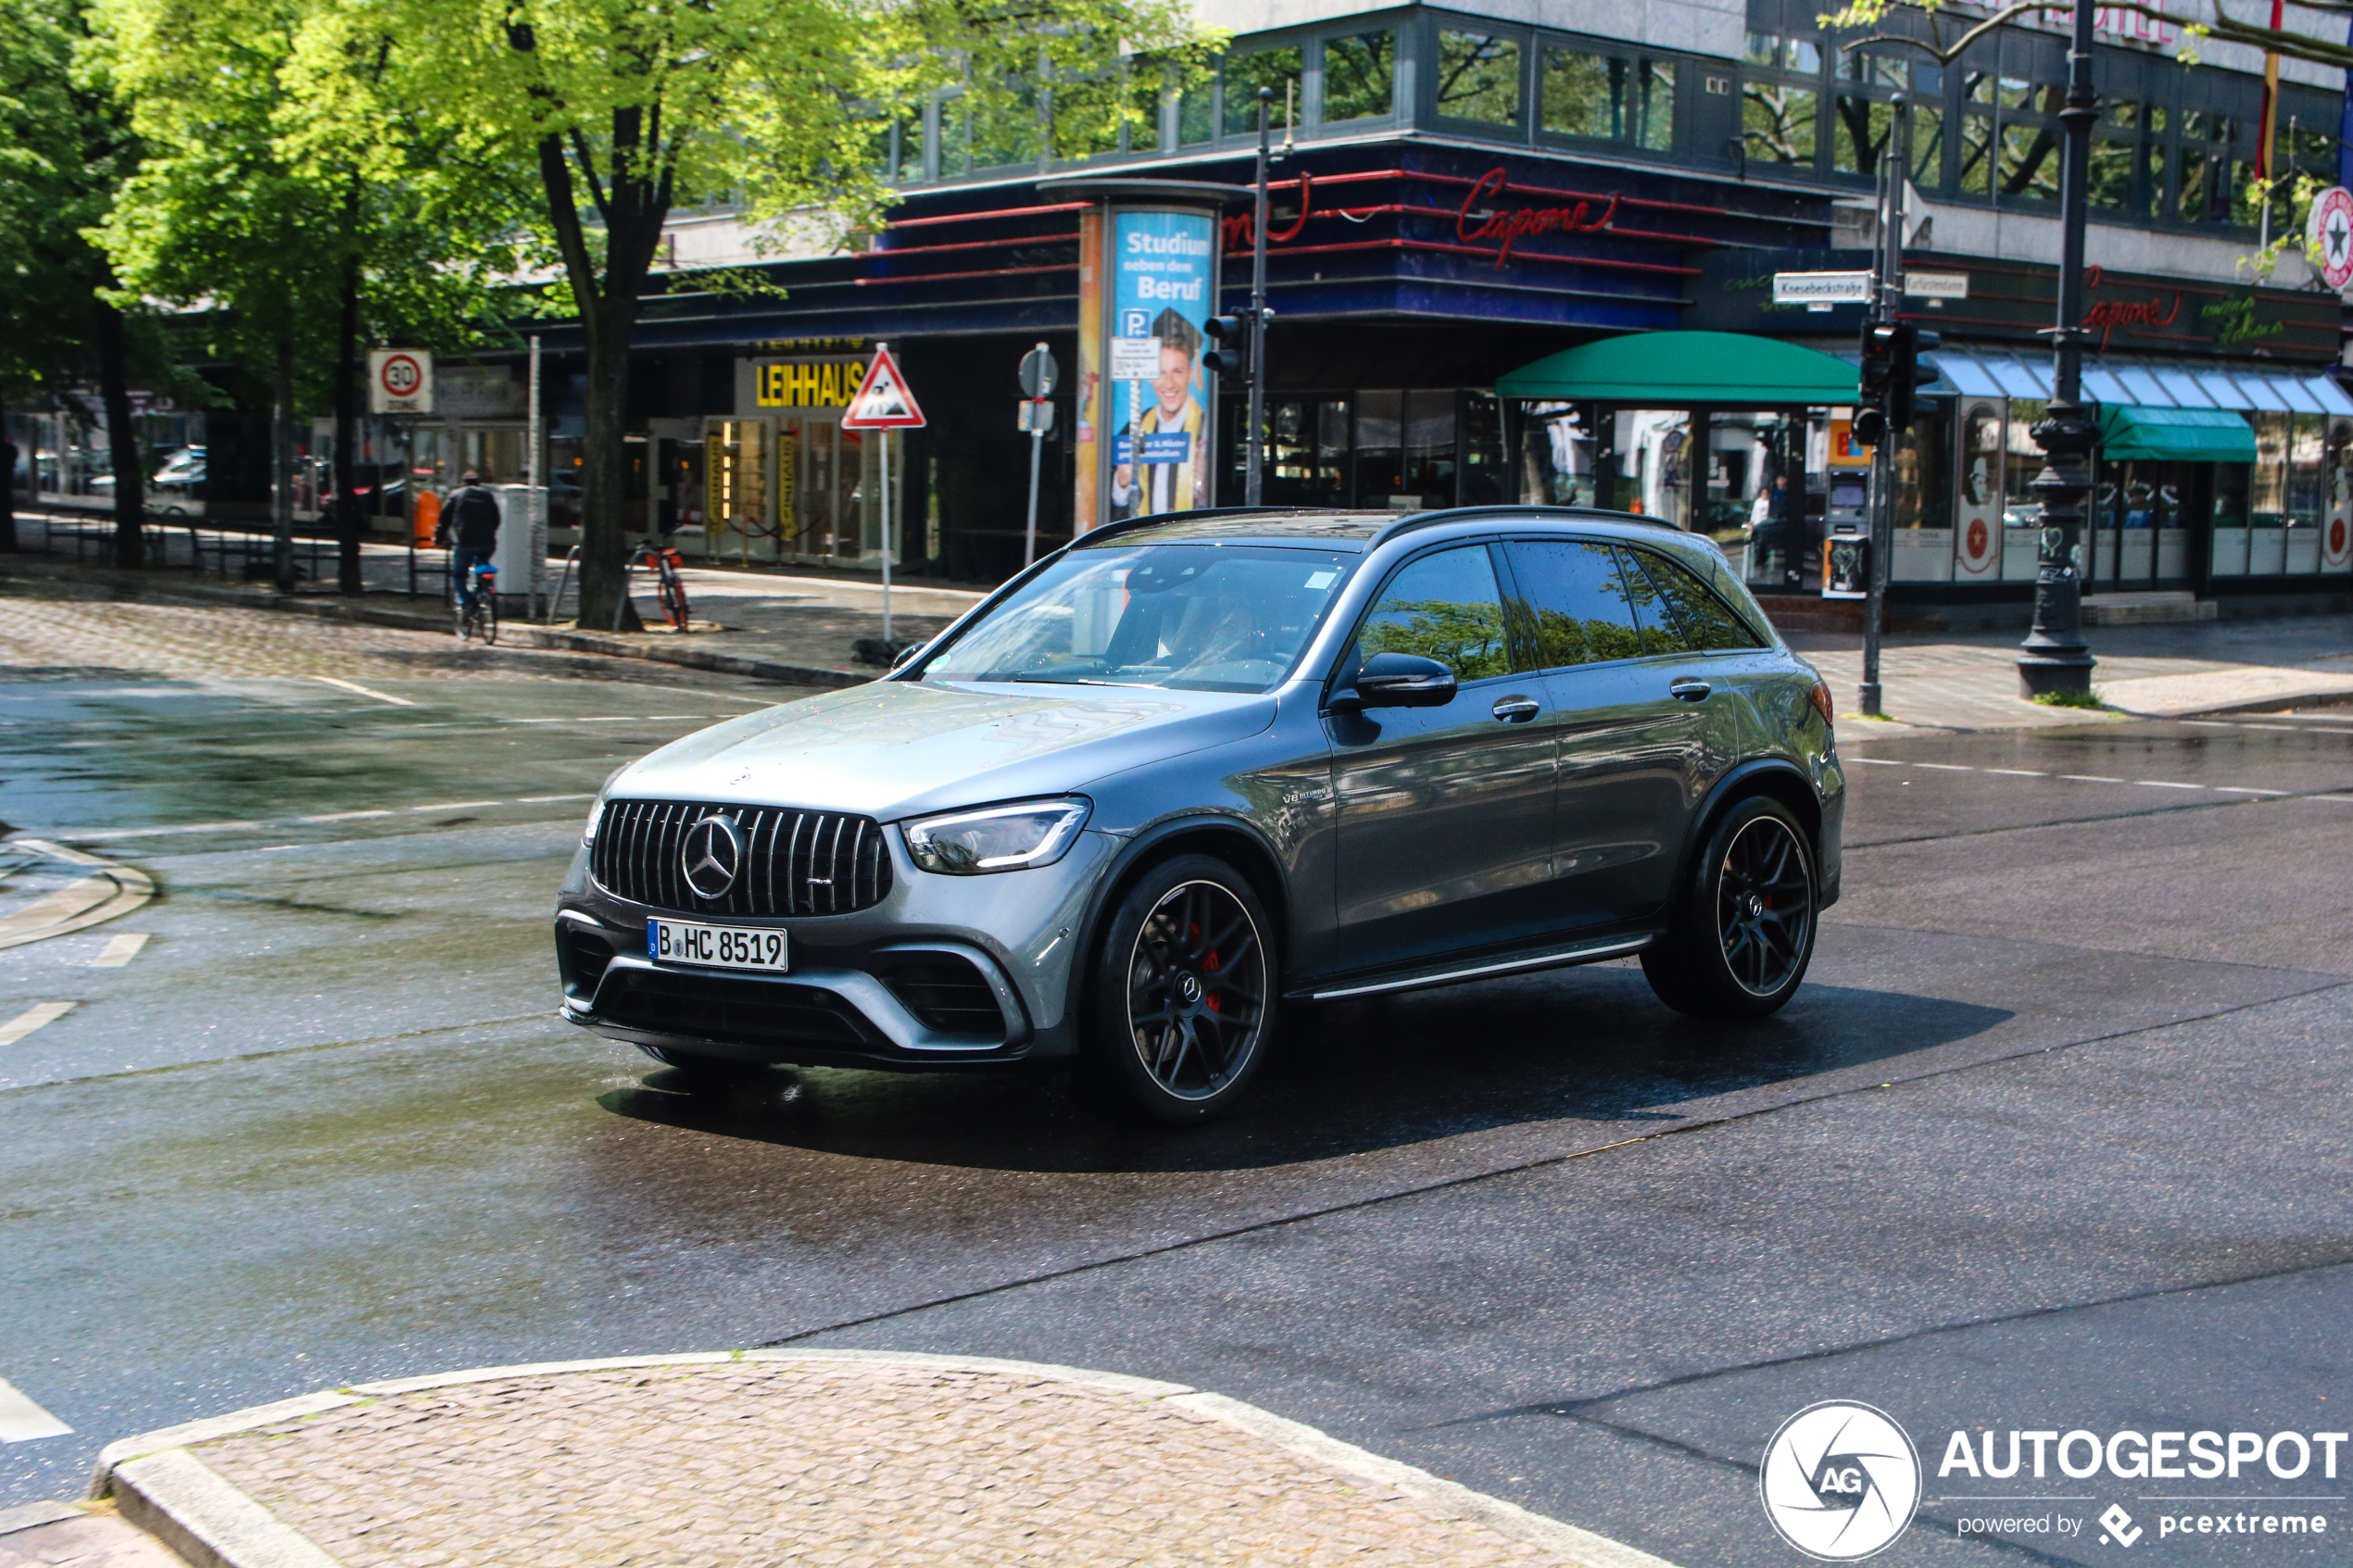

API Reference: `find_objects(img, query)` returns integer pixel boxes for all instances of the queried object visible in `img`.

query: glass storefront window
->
[1516,402,1599,508]
[1354,390,1405,506]
[1437,32,1522,124]
[1891,410,1954,583]
[1321,31,1393,121]
[2002,399,2045,580]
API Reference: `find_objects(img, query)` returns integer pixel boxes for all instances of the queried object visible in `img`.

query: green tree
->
[100,0,531,592]
[0,0,161,565]
[321,0,1214,630]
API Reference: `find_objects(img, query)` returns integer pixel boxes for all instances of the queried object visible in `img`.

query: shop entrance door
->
[2090,460,2194,590]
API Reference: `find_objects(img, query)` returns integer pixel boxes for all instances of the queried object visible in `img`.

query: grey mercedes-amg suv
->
[555,506,1845,1123]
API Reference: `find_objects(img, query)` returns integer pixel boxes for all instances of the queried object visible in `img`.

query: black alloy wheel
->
[1080,855,1275,1124]
[1715,811,1814,997]
[1641,796,1818,1020]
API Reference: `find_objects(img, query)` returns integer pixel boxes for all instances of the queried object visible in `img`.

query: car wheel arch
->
[1677,759,1822,894]
[1063,815,1291,1022]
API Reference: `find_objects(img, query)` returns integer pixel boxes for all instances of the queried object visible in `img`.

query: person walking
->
[435,470,501,615]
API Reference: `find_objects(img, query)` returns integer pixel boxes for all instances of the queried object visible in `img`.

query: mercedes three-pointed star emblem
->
[680,813,743,899]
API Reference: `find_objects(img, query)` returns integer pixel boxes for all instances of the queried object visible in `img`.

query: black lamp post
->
[2016,0,2100,697]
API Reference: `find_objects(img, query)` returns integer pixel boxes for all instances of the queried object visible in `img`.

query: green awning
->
[2097,404,2257,462]
[1496,331,1860,406]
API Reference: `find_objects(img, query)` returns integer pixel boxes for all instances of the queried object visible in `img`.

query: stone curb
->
[88,1350,1681,1568]
[0,553,874,690]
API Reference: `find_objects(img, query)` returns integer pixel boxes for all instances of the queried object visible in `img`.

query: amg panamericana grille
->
[591,799,892,916]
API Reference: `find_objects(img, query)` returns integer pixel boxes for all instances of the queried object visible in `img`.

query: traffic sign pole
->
[1859,96,1906,720]
[840,341,929,650]
[1017,343,1058,567]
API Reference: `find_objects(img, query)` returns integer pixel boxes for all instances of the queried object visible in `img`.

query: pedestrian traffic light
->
[1202,313,1252,380]
[1853,320,1902,446]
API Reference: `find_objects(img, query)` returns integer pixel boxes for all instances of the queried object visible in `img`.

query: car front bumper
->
[552,827,1116,1070]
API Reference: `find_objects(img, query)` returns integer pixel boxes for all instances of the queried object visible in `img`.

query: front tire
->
[1642,797,1818,1020]
[1077,856,1275,1125]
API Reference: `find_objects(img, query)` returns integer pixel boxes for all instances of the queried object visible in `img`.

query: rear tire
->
[480,594,498,645]
[1076,855,1275,1125]
[1642,796,1818,1020]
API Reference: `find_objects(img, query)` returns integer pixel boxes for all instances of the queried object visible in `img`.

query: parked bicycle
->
[625,539,691,633]
[454,557,499,644]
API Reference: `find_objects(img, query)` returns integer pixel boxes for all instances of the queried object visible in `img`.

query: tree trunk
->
[94,298,145,570]
[0,395,17,554]
[333,240,362,595]
[272,329,297,592]
[574,299,643,632]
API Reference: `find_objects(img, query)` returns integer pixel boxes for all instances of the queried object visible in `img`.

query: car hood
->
[610,678,1279,822]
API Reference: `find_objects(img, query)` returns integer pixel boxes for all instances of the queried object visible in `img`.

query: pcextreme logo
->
[1760,1401,1923,1560]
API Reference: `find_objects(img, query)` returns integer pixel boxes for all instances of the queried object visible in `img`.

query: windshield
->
[913,544,1354,694]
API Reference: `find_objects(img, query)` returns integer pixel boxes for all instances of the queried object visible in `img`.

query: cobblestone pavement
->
[180,1360,1579,1568]
[0,577,616,684]
[0,1510,185,1568]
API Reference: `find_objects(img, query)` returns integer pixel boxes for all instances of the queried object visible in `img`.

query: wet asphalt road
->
[2,637,2349,1566]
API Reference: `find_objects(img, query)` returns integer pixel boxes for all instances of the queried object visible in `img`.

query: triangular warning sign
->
[840,345,926,429]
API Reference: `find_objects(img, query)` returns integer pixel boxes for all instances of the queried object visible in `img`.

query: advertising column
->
[1048,181,1241,534]
[1103,209,1216,524]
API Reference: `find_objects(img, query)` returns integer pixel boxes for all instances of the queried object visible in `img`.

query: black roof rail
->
[1072,506,1340,548]
[1370,504,1685,546]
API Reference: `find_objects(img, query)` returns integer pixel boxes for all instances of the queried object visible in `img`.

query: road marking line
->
[1913,762,1974,771]
[60,821,261,842]
[2314,796,2353,803]
[407,801,502,812]
[0,1377,72,1442]
[0,1002,77,1046]
[308,675,415,707]
[2133,781,2204,790]
[2213,786,2288,796]
[1846,758,1904,766]
[297,810,394,822]
[2236,722,2303,732]
[92,933,149,967]
[0,880,107,941]
[1985,769,2047,776]
[2179,721,2236,729]
[2060,774,2126,783]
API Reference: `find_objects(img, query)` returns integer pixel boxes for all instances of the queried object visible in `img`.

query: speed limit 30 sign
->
[369,349,435,414]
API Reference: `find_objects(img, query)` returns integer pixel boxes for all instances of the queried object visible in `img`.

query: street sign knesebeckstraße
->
[368,349,434,415]
[1772,270,1875,307]
[840,345,925,430]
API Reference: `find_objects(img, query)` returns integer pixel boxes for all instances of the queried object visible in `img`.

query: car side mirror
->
[890,641,928,671]
[1338,651,1457,711]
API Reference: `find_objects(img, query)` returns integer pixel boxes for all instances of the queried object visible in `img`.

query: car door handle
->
[1491,696,1542,723]
[1669,678,1712,702]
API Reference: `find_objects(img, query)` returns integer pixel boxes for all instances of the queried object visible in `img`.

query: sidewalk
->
[62,1352,1669,1568]
[6,512,989,689]
[10,511,2353,725]
[1793,614,2353,729]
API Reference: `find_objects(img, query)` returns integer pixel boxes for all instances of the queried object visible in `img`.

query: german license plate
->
[647,918,789,972]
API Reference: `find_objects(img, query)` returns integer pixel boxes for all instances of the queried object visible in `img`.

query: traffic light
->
[1854,320,1901,446]
[1202,313,1252,381]
[1890,327,1940,434]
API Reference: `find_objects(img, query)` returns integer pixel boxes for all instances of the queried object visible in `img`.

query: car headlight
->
[902,798,1091,874]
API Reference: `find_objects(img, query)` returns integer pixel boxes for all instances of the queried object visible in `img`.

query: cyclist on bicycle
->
[435,470,501,614]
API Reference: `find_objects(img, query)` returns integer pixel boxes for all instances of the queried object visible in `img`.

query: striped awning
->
[1928,346,2353,417]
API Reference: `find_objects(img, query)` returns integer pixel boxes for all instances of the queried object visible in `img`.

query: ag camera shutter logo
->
[1761,1401,1922,1560]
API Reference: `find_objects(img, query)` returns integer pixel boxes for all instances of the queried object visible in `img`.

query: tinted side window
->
[1503,539,1645,668]
[1620,547,1766,654]
[1355,546,1512,681]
